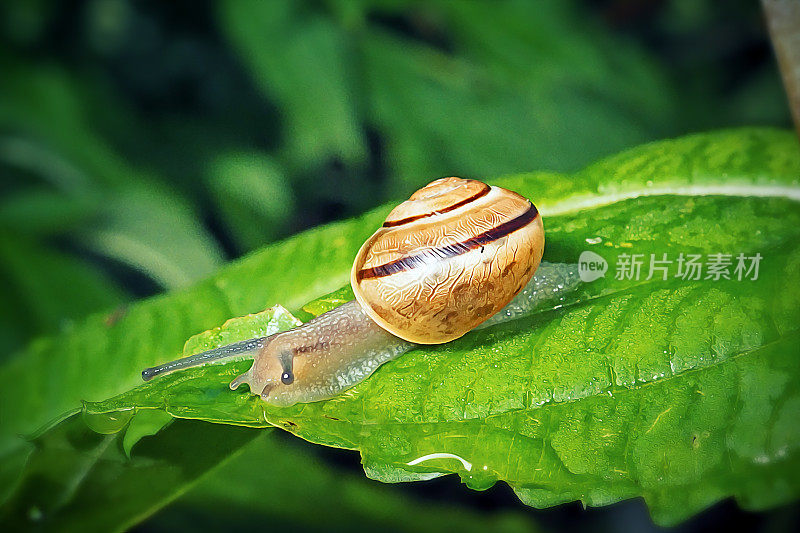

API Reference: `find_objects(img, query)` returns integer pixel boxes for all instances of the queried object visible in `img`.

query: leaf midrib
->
[539,183,800,216]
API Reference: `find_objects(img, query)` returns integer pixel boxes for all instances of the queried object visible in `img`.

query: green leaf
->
[2,129,799,526]
[164,430,540,533]
[87,195,800,524]
[121,410,173,458]
[181,304,302,357]
[359,0,675,195]
[0,198,381,458]
[81,129,800,524]
[219,0,365,166]
[0,415,261,532]
[0,65,224,289]
[2,416,539,533]
[0,188,95,236]
[0,232,126,359]
[205,152,296,252]
[0,442,33,506]
[77,185,224,290]
[300,285,355,318]
[218,0,676,197]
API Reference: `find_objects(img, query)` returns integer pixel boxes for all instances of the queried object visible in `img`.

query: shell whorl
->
[351,177,545,344]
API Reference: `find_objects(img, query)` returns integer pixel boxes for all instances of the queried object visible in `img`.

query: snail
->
[142,177,580,406]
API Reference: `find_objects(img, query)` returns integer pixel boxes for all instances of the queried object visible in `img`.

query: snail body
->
[142,178,578,406]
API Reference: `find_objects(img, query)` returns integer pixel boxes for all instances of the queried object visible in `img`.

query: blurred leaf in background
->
[220,0,678,200]
[0,0,794,531]
[1,414,539,533]
[206,152,295,252]
[155,429,538,533]
[0,61,228,356]
[0,0,789,358]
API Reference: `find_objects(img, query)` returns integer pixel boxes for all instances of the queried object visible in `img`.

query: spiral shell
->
[351,177,544,344]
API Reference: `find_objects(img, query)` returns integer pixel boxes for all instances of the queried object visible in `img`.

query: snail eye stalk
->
[279,349,295,385]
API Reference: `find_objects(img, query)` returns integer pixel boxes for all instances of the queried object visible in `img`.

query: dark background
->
[0,0,796,531]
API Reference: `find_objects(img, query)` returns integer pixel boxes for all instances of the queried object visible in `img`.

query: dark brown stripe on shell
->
[382,183,491,227]
[358,203,539,281]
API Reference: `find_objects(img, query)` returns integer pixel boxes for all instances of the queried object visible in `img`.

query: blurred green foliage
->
[0,1,794,530]
[0,0,788,358]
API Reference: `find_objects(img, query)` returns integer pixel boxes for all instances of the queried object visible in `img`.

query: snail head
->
[229,332,307,404]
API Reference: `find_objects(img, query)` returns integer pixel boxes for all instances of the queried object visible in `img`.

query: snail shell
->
[352,177,544,344]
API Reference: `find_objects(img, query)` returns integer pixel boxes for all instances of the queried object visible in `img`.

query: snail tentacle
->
[141,336,268,381]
